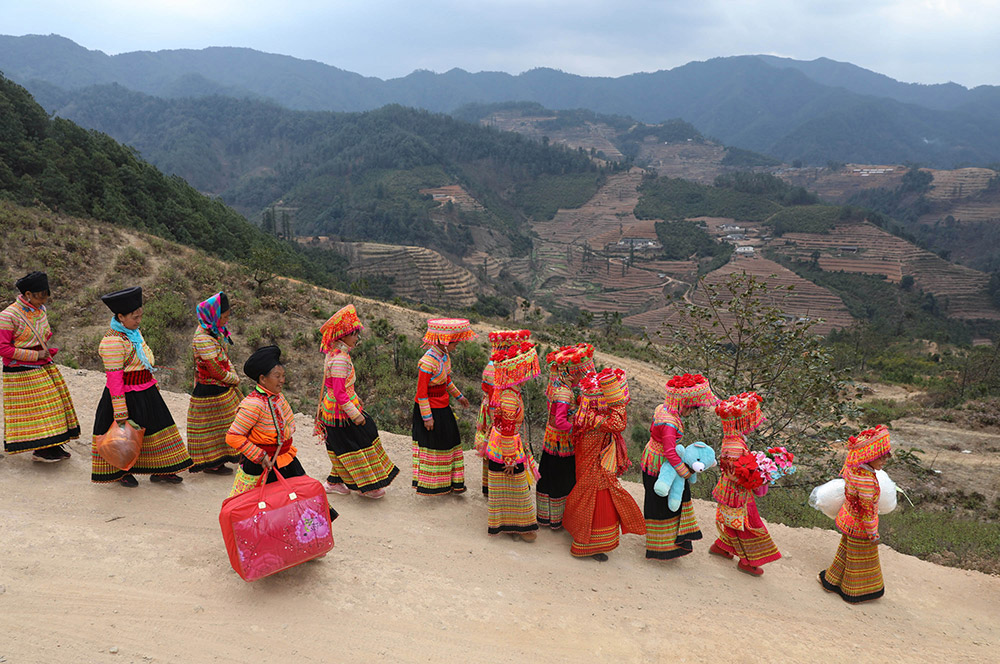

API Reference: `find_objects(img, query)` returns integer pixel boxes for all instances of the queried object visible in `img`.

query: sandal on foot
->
[709,542,734,559]
[518,531,537,542]
[203,464,233,475]
[738,560,764,576]
[119,474,138,488]
[361,488,386,499]
[591,553,609,562]
[151,474,184,484]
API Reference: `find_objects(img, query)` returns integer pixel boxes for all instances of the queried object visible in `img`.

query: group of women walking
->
[3,272,891,604]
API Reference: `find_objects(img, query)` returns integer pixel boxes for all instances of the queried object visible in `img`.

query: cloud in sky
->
[2,0,997,86]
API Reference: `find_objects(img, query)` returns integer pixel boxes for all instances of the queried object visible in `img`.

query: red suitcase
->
[219,467,334,581]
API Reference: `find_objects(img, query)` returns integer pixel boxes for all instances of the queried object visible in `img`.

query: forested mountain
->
[0,73,349,290]
[3,34,1000,168]
[29,82,611,257]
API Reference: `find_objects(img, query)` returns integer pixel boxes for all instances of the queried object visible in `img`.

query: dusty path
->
[1,367,998,663]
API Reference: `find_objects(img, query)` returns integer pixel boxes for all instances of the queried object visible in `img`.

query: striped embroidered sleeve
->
[99,334,130,420]
[0,311,38,362]
[327,353,361,420]
[415,369,433,420]
[225,399,267,463]
[856,475,881,539]
[446,374,463,400]
[602,406,628,433]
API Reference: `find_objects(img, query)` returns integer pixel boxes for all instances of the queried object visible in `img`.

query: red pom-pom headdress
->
[715,392,765,437]
[663,372,718,412]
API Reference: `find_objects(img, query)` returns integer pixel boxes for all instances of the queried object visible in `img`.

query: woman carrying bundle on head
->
[475,330,531,498]
[411,318,475,496]
[186,291,241,475]
[819,425,892,603]
[316,304,398,499]
[710,392,781,576]
[1,271,80,463]
[563,368,645,561]
[92,287,193,487]
[642,373,719,560]
[484,340,541,541]
[536,343,594,530]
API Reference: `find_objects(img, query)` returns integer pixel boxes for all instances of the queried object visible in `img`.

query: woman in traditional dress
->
[536,343,594,530]
[411,318,475,495]
[484,340,541,541]
[186,291,241,474]
[92,287,192,487]
[1,271,79,462]
[642,373,718,560]
[316,304,398,499]
[710,392,781,575]
[563,368,645,560]
[475,330,531,498]
[819,425,892,603]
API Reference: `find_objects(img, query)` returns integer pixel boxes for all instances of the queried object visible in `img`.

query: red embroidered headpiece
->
[845,425,892,468]
[492,342,541,392]
[488,329,530,351]
[715,392,765,437]
[423,318,476,345]
[663,372,718,411]
[597,367,629,407]
[320,303,363,352]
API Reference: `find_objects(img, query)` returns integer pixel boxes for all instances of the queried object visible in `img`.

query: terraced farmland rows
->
[314,240,479,308]
[625,256,854,339]
[925,168,996,202]
[767,222,1000,320]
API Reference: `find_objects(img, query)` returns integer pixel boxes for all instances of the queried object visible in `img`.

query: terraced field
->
[766,222,1000,320]
[924,167,996,202]
[778,164,905,200]
[418,184,485,212]
[625,256,854,339]
[635,141,727,184]
[300,238,479,308]
[481,111,624,160]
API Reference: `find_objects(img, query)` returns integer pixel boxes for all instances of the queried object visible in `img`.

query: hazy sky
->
[2,0,997,87]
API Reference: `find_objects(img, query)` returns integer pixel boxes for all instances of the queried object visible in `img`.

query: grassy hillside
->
[0,202,485,434]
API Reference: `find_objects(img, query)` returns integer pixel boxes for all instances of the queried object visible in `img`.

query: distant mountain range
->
[2,34,999,168]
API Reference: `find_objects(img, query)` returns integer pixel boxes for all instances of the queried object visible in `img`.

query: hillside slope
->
[1,371,998,664]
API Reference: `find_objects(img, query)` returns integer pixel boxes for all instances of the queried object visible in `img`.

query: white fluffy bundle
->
[808,470,897,518]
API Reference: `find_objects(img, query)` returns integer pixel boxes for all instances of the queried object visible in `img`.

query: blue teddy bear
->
[653,441,718,511]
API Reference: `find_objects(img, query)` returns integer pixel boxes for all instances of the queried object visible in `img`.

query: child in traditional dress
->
[411,318,475,495]
[316,304,398,499]
[710,392,781,575]
[642,373,719,560]
[475,330,531,497]
[564,368,645,560]
[484,341,541,541]
[536,343,595,530]
[819,425,892,603]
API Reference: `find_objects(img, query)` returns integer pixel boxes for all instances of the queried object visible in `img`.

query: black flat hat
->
[100,286,143,315]
[244,345,282,382]
[15,271,48,294]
